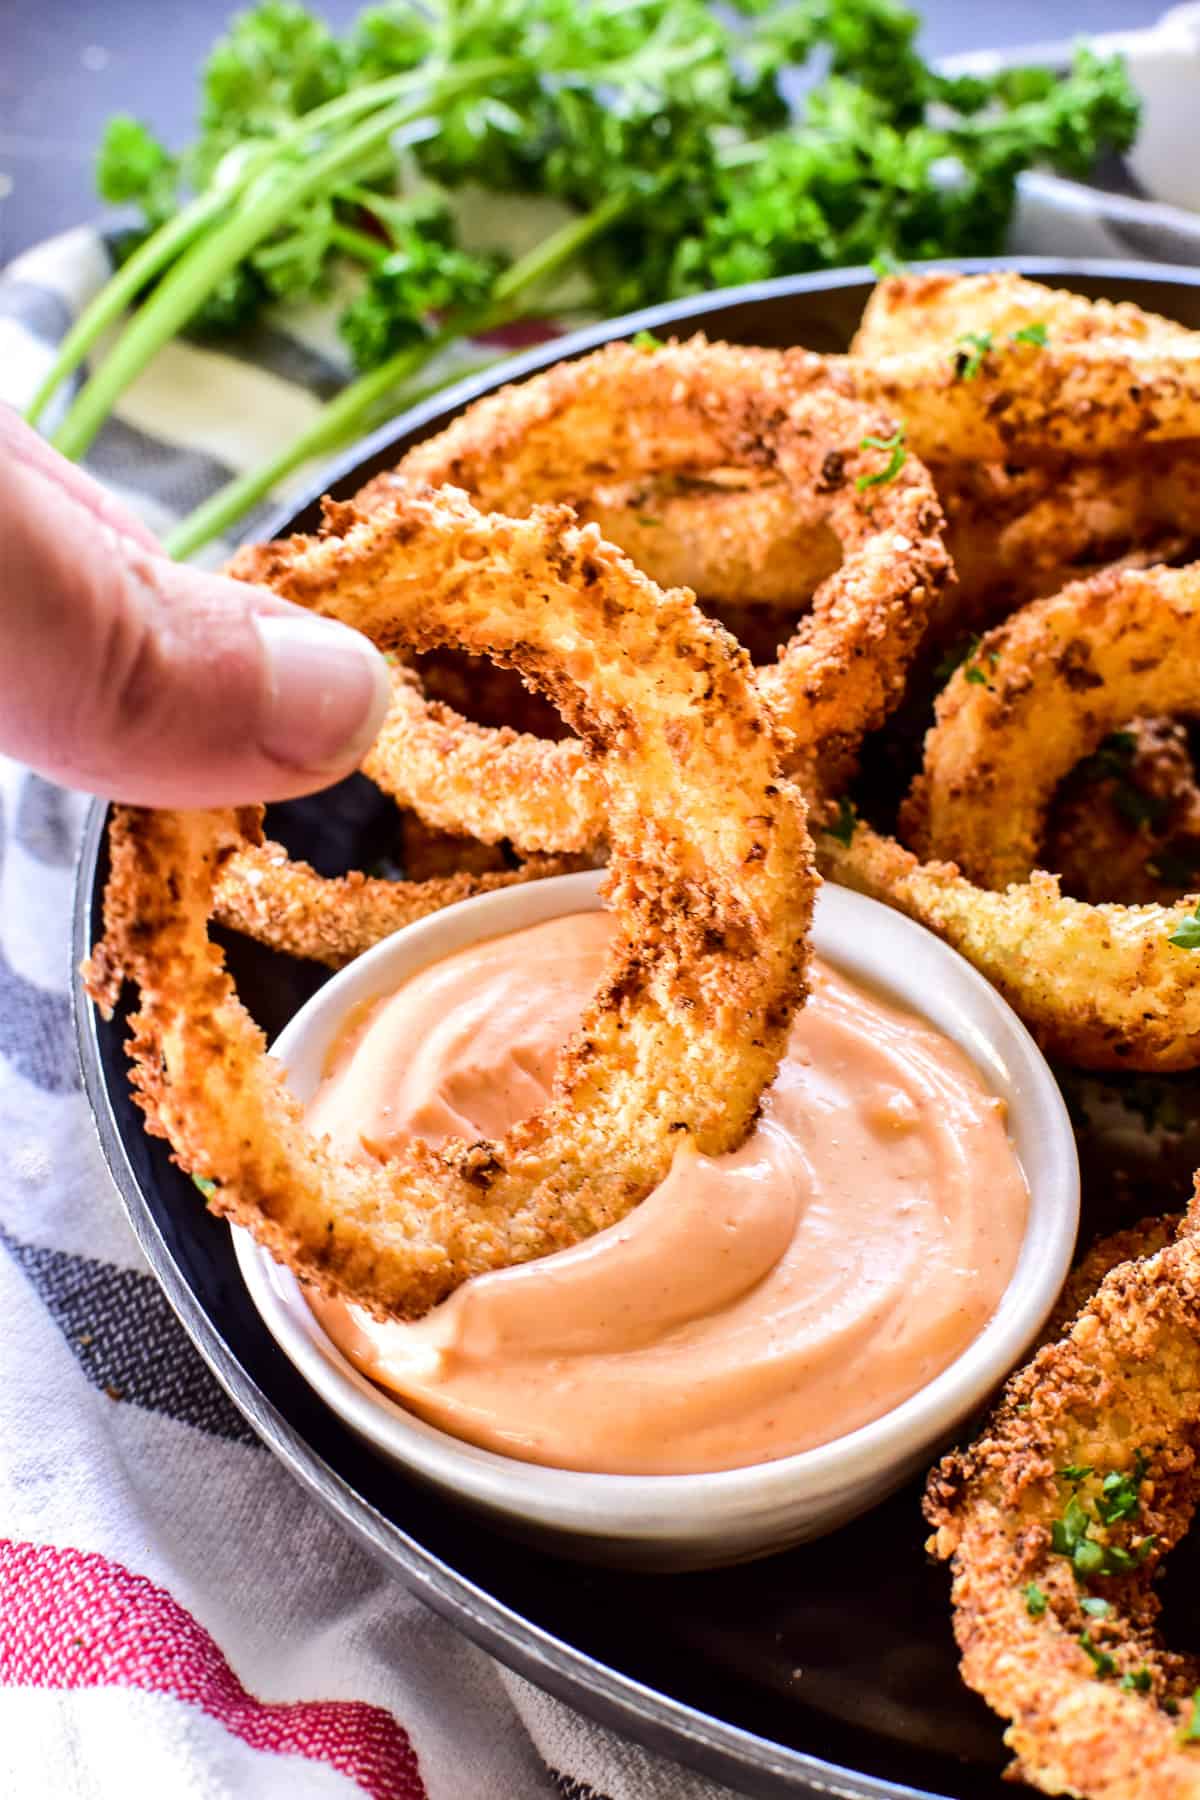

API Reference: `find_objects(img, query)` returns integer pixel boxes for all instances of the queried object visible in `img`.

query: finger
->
[1,429,390,808]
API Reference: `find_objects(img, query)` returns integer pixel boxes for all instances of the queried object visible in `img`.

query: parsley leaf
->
[1079,1631,1116,1680]
[1121,1667,1152,1693]
[954,330,993,379]
[1011,321,1049,347]
[192,1175,218,1199]
[825,797,857,846]
[1024,1582,1048,1619]
[1080,1596,1111,1618]
[855,427,906,490]
[1169,903,1200,950]
[631,328,664,350]
[1180,1690,1200,1743]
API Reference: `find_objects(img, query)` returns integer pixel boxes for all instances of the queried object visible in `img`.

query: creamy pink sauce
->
[306,911,1028,1475]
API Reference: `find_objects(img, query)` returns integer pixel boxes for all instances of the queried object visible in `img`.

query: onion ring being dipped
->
[86,484,815,1320]
[850,270,1200,463]
[817,814,1200,1070]
[904,565,1200,889]
[924,1210,1200,1800]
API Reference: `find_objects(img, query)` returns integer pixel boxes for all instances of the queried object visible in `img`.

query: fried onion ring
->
[850,270,1200,462]
[316,337,949,847]
[212,827,580,968]
[904,565,1200,889]
[87,484,814,1319]
[817,816,1200,1070]
[924,1211,1200,1799]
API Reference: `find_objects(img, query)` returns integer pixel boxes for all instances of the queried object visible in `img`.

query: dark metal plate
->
[75,259,1200,1800]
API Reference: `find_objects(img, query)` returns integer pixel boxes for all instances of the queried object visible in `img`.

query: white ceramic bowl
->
[234,871,1078,1571]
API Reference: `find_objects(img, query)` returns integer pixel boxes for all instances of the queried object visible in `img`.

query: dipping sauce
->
[306,911,1028,1475]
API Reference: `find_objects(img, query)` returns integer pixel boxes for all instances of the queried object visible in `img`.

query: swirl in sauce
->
[306,911,1028,1474]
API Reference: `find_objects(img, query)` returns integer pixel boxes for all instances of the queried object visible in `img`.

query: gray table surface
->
[1,0,1168,266]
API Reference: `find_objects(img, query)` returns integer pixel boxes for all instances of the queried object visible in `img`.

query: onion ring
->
[315,337,949,849]
[924,1210,1200,1799]
[904,565,1200,889]
[86,483,814,1319]
[850,270,1200,462]
[817,814,1200,1070]
[213,825,581,968]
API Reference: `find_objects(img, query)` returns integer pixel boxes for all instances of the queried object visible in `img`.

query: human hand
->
[1,406,389,806]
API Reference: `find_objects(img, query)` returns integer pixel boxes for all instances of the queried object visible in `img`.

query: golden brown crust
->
[327,336,950,851]
[924,1212,1200,1798]
[88,484,815,1319]
[905,565,1200,890]
[850,270,1200,462]
[212,834,582,967]
[817,812,1200,1070]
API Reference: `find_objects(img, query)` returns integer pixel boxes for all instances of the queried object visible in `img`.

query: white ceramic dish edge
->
[234,872,1079,1572]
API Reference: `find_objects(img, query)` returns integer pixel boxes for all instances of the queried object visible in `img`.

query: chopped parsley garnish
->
[855,427,907,490]
[1080,1596,1111,1618]
[1095,1453,1148,1526]
[1169,903,1200,950]
[954,330,994,379]
[192,1175,218,1198]
[1010,321,1050,348]
[1079,1631,1117,1680]
[825,797,857,846]
[1050,1458,1154,1581]
[1121,1667,1152,1693]
[1180,1690,1200,1743]
[631,328,664,351]
[1024,1582,1048,1618]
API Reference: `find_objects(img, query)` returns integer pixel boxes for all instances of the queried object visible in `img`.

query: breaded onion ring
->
[850,270,1200,462]
[86,484,814,1319]
[905,565,1200,889]
[817,816,1200,1070]
[924,1214,1200,1799]
[213,828,580,968]
[326,337,949,846]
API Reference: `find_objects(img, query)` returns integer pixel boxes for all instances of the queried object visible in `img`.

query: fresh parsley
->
[954,330,994,379]
[1169,903,1200,950]
[1080,1596,1111,1618]
[1121,1667,1152,1694]
[44,0,1139,553]
[855,427,907,490]
[1011,320,1050,347]
[1079,1631,1116,1680]
[631,328,664,350]
[1024,1583,1048,1619]
[826,797,858,846]
[192,1175,218,1198]
[1180,1690,1200,1743]
[1050,1458,1154,1581]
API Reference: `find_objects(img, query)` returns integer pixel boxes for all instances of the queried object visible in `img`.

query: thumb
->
[0,409,390,808]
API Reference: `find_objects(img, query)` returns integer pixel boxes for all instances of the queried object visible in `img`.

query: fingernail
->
[254,613,390,774]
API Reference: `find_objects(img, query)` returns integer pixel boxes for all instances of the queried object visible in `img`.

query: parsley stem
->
[24,66,461,431]
[49,59,517,461]
[328,222,392,267]
[164,193,629,560]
